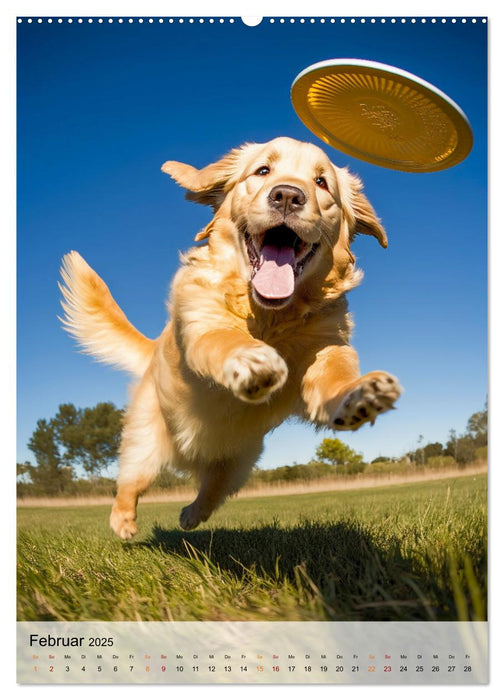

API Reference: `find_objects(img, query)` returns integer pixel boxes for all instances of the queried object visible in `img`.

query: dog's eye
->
[255,166,270,176]
[315,176,328,190]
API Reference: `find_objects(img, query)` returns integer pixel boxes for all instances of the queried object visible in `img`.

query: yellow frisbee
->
[291,59,473,172]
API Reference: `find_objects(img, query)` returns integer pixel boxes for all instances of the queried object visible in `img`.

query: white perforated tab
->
[241,17,263,26]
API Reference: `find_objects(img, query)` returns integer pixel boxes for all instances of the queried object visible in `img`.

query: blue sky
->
[16,16,487,471]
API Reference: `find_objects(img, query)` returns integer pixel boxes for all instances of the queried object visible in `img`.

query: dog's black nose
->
[268,185,306,215]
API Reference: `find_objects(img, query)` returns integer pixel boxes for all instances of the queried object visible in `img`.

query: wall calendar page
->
[16,11,488,688]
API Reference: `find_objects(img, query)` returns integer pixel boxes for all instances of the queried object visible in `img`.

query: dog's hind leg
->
[110,376,171,540]
[179,447,261,531]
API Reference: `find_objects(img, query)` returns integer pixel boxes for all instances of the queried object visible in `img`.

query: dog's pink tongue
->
[252,245,295,300]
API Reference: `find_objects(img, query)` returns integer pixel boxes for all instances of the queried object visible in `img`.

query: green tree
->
[24,402,124,496]
[424,442,444,460]
[315,438,364,473]
[53,402,123,474]
[466,406,488,448]
[453,435,478,465]
[444,428,459,462]
[26,419,73,495]
[445,403,487,465]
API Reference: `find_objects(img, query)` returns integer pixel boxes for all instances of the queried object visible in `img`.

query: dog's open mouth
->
[245,225,319,307]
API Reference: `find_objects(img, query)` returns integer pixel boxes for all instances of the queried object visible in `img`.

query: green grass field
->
[17,473,487,623]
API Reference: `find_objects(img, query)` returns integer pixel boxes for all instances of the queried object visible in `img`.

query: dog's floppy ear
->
[337,167,388,248]
[161,143,261,211]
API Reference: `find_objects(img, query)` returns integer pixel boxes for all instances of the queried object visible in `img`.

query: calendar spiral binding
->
[16,17,488,25]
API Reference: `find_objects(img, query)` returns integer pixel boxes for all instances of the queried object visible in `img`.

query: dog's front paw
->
[330,371,402,430]
[223,344,288,403]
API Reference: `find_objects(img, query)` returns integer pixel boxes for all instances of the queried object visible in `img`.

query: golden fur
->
[59,137,402,538]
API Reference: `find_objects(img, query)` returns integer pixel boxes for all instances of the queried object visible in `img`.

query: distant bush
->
[427,455,456,470]
[363,460,410,475]
[248,462,338,486]
[342,461,365,475]
[17,475,117,498]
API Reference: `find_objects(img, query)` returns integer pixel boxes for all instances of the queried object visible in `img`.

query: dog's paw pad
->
[223,345,288,403]
[330,372,402,431]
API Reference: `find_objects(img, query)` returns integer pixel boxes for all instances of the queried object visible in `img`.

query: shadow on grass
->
[130,520,476,622]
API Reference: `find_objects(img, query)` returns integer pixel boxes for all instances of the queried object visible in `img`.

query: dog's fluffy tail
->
[59,251,156,377]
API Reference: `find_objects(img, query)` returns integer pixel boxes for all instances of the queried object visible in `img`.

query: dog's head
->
[162,137,386,309]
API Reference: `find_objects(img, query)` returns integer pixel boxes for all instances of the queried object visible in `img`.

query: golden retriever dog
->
[59,136,402,539]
